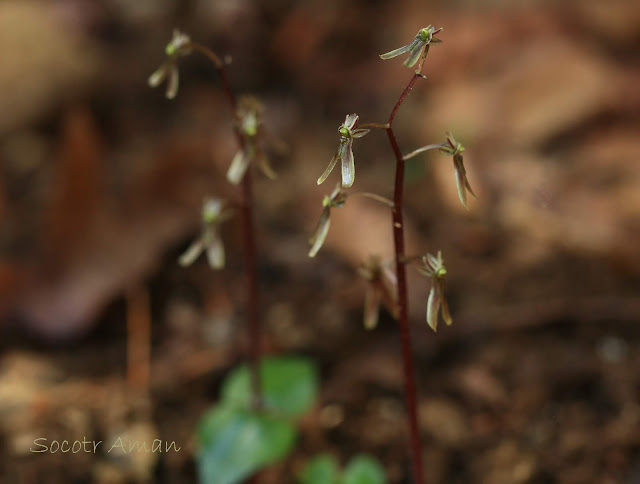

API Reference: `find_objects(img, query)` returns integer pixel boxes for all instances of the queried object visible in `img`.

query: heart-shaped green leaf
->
[299,454,340,484]
[342,455,387,484]
[221,356,318,418]
[196,405,296,484]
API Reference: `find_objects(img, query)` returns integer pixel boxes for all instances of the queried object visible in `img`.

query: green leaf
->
[299,454,340,484]
[196,405,296,484]
[342,455,387,484]
[221,356,318,418]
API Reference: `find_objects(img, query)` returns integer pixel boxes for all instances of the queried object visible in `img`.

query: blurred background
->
[1,0,639,482]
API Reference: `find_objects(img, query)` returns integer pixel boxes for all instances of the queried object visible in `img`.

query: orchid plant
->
[150,32,271,412]
[149,30,321,484]
[308,26,476,484]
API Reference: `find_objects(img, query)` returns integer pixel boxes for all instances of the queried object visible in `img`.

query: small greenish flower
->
[179,198,232,269]
[417,251,452,332]
[227,96,278,184]
[308,184,348,257]
[439,132,476,210]
[358,255,398,330]
[148,29,193,99]
[379,26,442,68]
[317,114,370,188]
[402,132,476,209]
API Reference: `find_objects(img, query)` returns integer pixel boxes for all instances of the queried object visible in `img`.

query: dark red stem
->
[386,73,425,484]
[240,171,261,409]
[194,43,262,408]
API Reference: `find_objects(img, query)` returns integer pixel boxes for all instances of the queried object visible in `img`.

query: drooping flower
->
[438,132,476,210]
[179,198,232,270]
[317,114,370,188]
[227,96,278,184]
[148,29,193,99]
[379,26,442,68]
[417,251,452,332]
[401,131,476,209]
[308,183,348,257]
[358,255,398,330]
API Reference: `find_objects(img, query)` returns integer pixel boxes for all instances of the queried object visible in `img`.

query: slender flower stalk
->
[201,47,264,410]
[379,26,443,484]
[402,143,444,161]
[386,74,426,483]
[348,192,394,207]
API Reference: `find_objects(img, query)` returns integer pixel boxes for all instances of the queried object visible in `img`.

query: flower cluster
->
[359,255,398,330]
[179,198,233,270]
[227,96,277,185]
[379,26,442,69]
[148,30,193,99]
[317,114,370,188]
[308,184,348,258]
[417,251,452,332]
